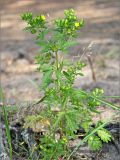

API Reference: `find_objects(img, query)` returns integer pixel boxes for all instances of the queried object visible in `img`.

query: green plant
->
[0,86,13,160]
[21,9,119,159]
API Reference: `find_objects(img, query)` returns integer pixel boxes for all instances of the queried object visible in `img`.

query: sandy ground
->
[0,0,120,103]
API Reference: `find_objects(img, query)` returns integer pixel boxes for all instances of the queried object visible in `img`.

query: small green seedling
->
[21,9,117,160]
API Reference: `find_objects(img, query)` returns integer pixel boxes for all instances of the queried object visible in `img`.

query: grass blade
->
[0,87,13,160]
[99,95,120,98]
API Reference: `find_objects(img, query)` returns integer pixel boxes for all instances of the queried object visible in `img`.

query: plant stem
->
[87,55,96,81]
[55,51,59,70]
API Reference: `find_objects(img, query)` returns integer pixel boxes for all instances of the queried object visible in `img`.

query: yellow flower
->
[75,22,79,27]
[41,15,46,21]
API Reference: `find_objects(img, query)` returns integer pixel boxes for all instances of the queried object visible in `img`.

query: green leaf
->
[97,129,112,143]
[63,40,78,50]
[81,121,92,132]
[41,64,53,72]
[21,12,33,21]
[36,40,47,46]
[53,111,65,130]
[88,135,102,150]
[79,19,85,27]
[63,71,70,79]
[42,70,53,88]
[78,90,120,111]
[65,109,79,136]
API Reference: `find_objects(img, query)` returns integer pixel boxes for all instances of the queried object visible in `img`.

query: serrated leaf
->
[65,109,79,136]
[81,121,92,132]
[88,135,102,150]
[97,129,112,143]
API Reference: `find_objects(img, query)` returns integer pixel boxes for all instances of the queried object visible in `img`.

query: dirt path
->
[0,0,120,102]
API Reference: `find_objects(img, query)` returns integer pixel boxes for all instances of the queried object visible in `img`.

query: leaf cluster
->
[88,121,112,150]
